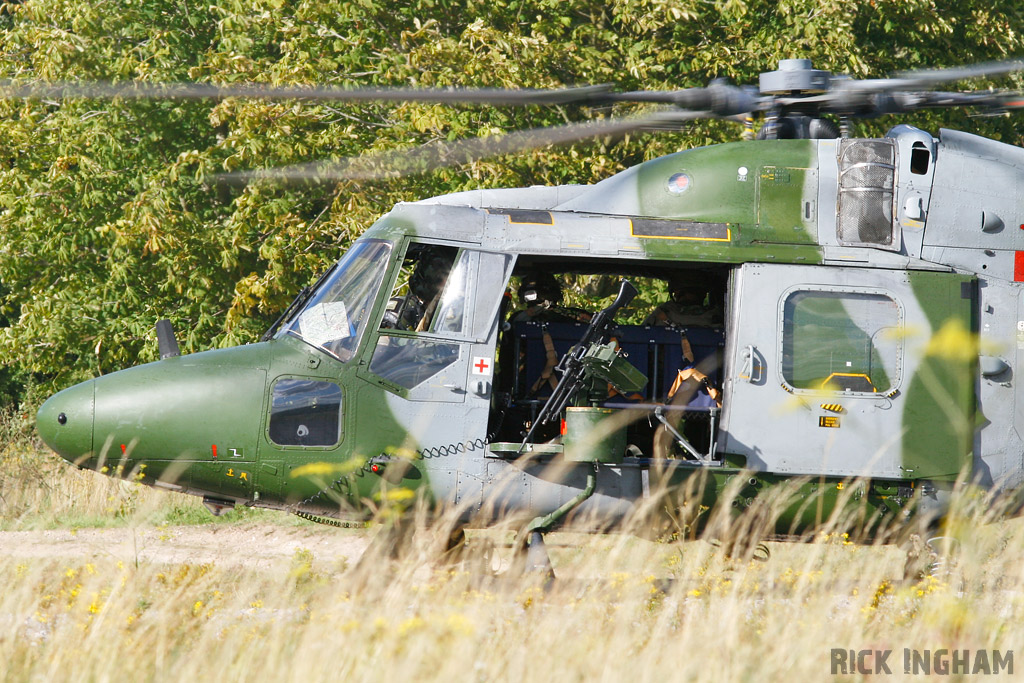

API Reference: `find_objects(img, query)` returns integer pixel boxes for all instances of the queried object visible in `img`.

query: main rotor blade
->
[883,89,1024,112]
[884,58,1024,90]
[220,110,709,183]
[821,59,1024,97]
[0,79,614,105]
[777,87,1024,116]
[771,59,1024,116]
[603,83,765,116]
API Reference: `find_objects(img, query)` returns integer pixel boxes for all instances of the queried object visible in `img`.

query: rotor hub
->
[759,59,832,95]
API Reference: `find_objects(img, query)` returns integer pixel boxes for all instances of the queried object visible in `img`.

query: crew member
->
[649,278,722,458]
[380,248,456,331]
[644,280,720,327]
[506,273,589,400]
[509,272,584,324]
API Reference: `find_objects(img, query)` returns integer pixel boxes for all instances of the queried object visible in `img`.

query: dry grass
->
[3,512,1023,682]
[0,408,277,529]
[4,411,1024,681]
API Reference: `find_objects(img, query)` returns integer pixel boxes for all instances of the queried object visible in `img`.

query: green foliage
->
[2,0,1024,399]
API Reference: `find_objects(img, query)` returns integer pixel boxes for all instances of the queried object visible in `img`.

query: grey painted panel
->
[417,185,590,210]
[821,246,950,272]
[921,246,1013,281]
[553,165,643,215]
[390,202,486,242]
[887,125,936,259]
[815,139,841,248]
[721,263,935,478]
[974,278,1023,489]
[925,130,1024,253]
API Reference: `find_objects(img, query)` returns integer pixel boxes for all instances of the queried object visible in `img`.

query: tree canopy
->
[2,0,1024,402]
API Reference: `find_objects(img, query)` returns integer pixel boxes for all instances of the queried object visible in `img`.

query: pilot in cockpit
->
[381,247,456,332]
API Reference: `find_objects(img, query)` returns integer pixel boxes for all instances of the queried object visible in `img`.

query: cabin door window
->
[781,290,903,394]
[721,263,974,480]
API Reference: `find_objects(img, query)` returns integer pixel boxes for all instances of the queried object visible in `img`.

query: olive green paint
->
[635,140,819,245]
[902,272,976,479]
[635,235,824,264]
[659,466,917,539]
[85,345,272,498]
[756,165,819,245]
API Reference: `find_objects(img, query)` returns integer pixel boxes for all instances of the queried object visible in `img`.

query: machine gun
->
[519,279,640,451]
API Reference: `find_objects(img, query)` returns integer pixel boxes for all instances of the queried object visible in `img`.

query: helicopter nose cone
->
[36,380,95,465]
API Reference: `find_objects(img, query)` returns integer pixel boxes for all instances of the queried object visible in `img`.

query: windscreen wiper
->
[260,263,338,342]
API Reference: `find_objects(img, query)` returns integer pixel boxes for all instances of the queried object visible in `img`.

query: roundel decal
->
[667,172,691,194]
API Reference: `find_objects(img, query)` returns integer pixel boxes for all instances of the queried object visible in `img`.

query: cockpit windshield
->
[276,239,392,362]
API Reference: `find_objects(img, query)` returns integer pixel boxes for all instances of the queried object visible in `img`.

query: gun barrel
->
[609,279,638,313]
[518,278,636,449]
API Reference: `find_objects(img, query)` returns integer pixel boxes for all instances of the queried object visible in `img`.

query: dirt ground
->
[0,523,371,569]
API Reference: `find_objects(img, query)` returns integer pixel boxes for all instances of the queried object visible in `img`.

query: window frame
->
[777,284,905,397]
[362,237,514,396]
[265,376,344,450]
[277,238,394,364]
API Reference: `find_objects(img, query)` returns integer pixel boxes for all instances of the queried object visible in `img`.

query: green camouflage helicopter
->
[30,59,1024,566]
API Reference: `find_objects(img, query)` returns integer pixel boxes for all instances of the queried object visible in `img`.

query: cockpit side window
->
[432,253,471,335]
[380,244,460,333]
[369,336,461,390]
[372,242,514,392]
[380,244,513,339]
[471,251,515,338]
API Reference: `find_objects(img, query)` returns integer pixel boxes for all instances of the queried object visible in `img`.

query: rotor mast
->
[758,59,843,140]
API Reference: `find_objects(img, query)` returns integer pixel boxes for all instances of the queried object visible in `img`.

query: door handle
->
[740,345,764,384]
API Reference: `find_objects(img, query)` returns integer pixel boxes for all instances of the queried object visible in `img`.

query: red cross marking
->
[475,358,490,373]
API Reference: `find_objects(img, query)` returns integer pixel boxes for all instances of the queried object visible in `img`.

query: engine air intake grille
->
[837,139,895,246]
